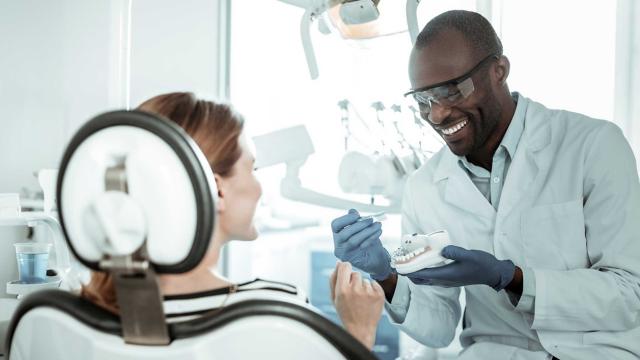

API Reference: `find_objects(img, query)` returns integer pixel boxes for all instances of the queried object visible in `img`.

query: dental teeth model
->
[391,230,452,274]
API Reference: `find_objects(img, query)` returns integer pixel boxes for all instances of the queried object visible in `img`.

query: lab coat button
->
[493,177,500,183]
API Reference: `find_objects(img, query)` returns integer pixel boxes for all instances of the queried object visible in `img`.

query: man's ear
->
[495,55,510,85]
[214,173,225,212]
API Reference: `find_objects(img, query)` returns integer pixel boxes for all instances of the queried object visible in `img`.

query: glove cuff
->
[493,259,516,291]
[370,266,394,282]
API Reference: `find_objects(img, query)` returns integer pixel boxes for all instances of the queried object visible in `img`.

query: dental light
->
[278,0,421,79]
[338,0,380,25]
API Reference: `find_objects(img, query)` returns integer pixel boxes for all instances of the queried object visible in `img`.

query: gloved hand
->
[406,245,516,291]
[331,209,393,281]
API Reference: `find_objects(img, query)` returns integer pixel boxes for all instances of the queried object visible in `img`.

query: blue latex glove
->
[406,245,516,291]
[331,209,393,281]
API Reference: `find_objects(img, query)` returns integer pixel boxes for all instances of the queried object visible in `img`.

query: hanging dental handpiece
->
[389,104,412,150]
[370,101,388,152]
[371,101,407,177]
[368,101,389,153]
[337,99,351,151]
[390,104,425,169]
[343,100,385,152]
[336,100,376,152]
[371,101,386,127]
[372,101,408,154]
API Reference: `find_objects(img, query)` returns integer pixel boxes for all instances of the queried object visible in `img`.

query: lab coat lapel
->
[439,152,496,219]
[498,103,552,216]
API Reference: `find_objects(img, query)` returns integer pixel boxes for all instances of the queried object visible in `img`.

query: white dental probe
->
[356,211,387,223]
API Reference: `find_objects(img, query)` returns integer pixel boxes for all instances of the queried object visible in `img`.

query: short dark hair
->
[415,10,503,58]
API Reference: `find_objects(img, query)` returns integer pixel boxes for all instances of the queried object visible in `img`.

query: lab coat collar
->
[432,95,552,217]
[433,94,550,182]
[521,97,552,153]
[497,95,552,216]
[455,92,526,178]
[500,92,527,159]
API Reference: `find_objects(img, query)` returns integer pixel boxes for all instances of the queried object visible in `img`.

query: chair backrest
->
[6,290,376,360]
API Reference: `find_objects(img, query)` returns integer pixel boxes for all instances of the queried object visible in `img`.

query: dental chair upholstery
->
[6,291,373,359]
[5,111,375,360]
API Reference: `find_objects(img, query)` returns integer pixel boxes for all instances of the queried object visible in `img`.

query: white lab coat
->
[387,96,640,360]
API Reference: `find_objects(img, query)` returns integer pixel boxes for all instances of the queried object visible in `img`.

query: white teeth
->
[393,240,437,263]
[441,119,468,135]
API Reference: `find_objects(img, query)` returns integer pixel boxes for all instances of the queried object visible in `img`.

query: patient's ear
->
[213,173,225,212]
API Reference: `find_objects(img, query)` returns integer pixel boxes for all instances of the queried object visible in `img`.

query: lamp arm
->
[406,0,421,45]
[301,9,320,79]
[280,160,400,213]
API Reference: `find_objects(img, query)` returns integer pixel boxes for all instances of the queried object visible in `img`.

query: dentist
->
[331,10,640,360]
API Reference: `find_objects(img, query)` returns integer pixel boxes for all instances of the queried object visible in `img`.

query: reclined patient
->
[80,92,384,350]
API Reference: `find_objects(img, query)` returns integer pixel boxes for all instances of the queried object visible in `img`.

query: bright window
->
[498,0,617,121]
[230,0,477,213]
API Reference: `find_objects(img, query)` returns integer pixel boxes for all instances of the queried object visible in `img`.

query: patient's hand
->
[330,261,384,350]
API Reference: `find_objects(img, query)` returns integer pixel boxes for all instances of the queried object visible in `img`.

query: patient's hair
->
[81,92,245,314]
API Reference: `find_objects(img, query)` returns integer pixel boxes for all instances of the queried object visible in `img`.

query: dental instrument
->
[356,211,387,223]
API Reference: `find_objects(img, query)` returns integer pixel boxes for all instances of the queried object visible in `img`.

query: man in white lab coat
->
[331,10,640,360]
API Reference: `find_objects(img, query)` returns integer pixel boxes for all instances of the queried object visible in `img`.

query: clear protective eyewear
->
[404,54,499,120]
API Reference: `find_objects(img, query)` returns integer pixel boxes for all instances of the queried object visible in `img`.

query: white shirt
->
[163,279,308,323]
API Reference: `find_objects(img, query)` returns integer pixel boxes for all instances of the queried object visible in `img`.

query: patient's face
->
[218,134,262,241]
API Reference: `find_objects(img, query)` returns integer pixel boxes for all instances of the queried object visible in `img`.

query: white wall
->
[129,0,225,107]
[0,0,115,193]
[0,0,224,194]
[632,2,640,162]
[615,0,640,164]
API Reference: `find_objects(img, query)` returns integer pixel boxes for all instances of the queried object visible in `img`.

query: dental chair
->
[4,111,375,360]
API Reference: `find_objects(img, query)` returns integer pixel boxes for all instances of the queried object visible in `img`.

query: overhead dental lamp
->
[338,0,380,24]
[278,0,421,79]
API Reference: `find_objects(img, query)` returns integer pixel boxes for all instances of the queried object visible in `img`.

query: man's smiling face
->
[408,29,503,157]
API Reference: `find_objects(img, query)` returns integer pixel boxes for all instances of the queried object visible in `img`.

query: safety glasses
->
[404,54,499,120]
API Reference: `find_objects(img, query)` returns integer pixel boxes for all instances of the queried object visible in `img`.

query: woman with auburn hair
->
[81,92,384,350]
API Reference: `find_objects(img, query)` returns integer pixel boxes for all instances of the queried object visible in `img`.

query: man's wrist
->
[505,266,523,296]
[376,272,398,302]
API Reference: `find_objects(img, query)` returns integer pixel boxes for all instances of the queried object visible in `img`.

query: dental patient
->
[80,92,384,350]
